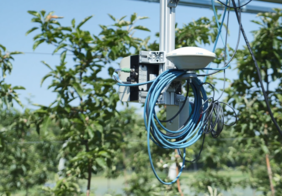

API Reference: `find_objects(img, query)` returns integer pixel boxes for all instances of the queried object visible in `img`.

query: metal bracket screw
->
[168,0,179,8]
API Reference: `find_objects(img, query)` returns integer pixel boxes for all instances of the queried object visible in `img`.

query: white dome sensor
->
[166,47,216,70]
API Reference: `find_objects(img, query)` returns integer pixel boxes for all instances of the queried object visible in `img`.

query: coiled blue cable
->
[143,69,208,184]
[115,69,208,184]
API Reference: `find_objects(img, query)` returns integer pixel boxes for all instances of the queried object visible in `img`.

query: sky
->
[1,0,282,112]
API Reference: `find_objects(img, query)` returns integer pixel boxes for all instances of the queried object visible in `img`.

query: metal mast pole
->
[159,0,176,73]
[160,0,189,131]
[160,0,178,106]
[160,0,176,91]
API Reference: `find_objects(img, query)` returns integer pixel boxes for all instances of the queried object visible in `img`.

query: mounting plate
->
[139,51,165,64]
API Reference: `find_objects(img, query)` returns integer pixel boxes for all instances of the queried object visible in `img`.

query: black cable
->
[216,70,226,101]
[231,0,282,137]
[218,101,238,126]
[202,101,224,137]
[200,76,238,137]
[160,81,189,123]
[211,102,225,138]
[177,134,206,163]
[199,1,239,137]
[202,82,216,101]
[217,0,252,8]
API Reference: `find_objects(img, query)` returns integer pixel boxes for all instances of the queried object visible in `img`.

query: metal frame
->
[255,0,282,3]
[133,0,281,14]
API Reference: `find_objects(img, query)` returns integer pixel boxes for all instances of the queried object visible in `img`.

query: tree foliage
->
[25,10,151,195]
[224,8,282,195]
[1,7,282,196]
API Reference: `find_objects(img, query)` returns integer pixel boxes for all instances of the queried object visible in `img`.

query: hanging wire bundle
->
[113,0,282,184]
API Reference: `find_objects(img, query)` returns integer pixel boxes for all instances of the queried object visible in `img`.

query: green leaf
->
[45,11,54,20]
[41,73,53,86]
[27,10,41,18]
[119,16,127,21]
[53,43,67,54]
[61,27,72,32]
[60,50,67,62]
[138,16,149,20]
[41,61,53,70]
[0,44,6,51]
[9,51,23,55]
[130,13,137,23]
[94,124,103,133]
[261,145,269,154]
[87,127,94,139]
[72,83,84,98]
[71,19,75,28]
[13,95,23,107]
[133,25,150,32]
[31,18,42,25]
[42,116,51,133]
[33,39,45,50]
[26,27,38,36]
[49,20,60,25]
[40,10,46,17]
[96,157,107,169]
[77,15,93,29]
[34,109,49,114]
[98,151,110,158]
[108,14,116,21]
[12,86,25,90]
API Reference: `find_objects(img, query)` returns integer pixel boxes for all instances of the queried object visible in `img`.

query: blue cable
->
[203,0,230,82]
[115,69,208,185]
[143,70,208,184]
[113,72,155,86]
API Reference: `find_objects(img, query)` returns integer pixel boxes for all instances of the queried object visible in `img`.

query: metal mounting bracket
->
[175,71,197,81]
[139,51,166,64]
[168,0,180,8]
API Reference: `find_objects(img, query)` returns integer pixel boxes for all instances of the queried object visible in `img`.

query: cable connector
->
[121,68,134,73]
[113,72,123,83]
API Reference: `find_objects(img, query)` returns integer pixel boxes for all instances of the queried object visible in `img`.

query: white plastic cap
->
[166,47,215,70]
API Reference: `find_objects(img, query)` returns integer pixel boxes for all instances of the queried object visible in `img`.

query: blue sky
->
[1,0,282,111]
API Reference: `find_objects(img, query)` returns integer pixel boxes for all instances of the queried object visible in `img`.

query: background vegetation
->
[0,8,282,196]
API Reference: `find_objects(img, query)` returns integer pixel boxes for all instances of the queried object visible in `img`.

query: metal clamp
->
[139,51,166,64]
[175,71,197,81]
[139,91,165,104]
[168,0,179,8]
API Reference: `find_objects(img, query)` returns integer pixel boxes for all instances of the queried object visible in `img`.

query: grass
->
[11,169,251,196]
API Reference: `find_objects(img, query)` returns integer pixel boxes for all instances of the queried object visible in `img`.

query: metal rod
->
[160,0,165,52]
[132,0,277,14]
[167,6,175,69]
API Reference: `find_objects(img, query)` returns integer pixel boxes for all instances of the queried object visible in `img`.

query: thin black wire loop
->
[160,80,189,123]
[217,0,252,8]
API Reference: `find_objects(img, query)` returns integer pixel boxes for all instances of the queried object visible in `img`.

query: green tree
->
[0,109,61,196]
[0,45,59,195]
[225,8,282,196]
[26,10,150,195]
